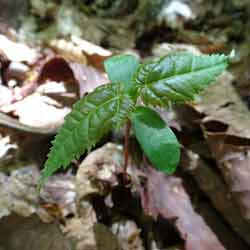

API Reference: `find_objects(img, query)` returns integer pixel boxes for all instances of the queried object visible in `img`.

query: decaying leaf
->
[179,71,250,219]
[49,39,88,65]
[75,143,226,250]
[0,166,76,222]
[0,132,18,168]
[132,166,226,250]
[181,149,250,245]
[6,93,71,129]
[0,34,38,63]
[71,35,112,70]
[62,202,98,250]
[76,143,124,200]
[0,54,81,134]
[70,63,108,97]
[111,220,145,250]
[0,85,14,108]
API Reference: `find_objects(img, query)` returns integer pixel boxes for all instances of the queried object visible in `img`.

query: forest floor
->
[0,1,250,250]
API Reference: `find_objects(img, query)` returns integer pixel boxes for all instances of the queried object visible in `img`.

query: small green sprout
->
[39,52,229,186]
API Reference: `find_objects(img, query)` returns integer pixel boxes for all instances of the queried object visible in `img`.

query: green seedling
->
[39,52,229,186]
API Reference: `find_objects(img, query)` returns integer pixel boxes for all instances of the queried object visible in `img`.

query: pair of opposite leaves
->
[40,52,229,185]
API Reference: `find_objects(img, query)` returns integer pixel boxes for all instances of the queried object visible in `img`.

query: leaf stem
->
[123,120,131,173]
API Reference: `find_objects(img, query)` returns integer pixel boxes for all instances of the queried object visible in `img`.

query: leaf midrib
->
[141,62,225,88]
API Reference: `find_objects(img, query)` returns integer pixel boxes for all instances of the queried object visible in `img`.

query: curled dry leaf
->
[37,57,78,86]
[19,56,79,101]
[49,39,88,65]
[66,143,125,250]
[1,56,80,133]
[75,143,144,250]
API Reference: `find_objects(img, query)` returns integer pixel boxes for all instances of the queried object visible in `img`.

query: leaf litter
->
[1,1,250,249]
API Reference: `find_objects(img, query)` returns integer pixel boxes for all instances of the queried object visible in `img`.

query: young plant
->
[39,52,229,185]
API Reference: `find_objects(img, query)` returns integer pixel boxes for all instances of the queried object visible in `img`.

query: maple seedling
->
[39,52,229,186]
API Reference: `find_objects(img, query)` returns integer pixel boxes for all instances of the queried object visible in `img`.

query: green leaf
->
[104,54,140,92]
[131,106,180,174]
[40,82,134,185]
[134,53,229,106]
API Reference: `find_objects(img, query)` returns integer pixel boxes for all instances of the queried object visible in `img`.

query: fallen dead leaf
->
[181,149,250,245]
[37,57,78,86]
[111,220,145,250]
[7,93,71,129]
[70,63,108,97]
[62,202,98,250]
[75,143,226,250]
[71,35,112,70]
[131,167,226,250]
[49,39,88,65]
[0,34,38,63]
[178,72,250,220]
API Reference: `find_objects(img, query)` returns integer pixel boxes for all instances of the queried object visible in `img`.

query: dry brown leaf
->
[70,63,108,97]
[0,85,13,108]
[0,56,80,132]
[49,39,88,65]
[4,61,30,82]
[19,56,79,100]
[181,149,250,245]
[62,203,98,250]
[0,34,38,63]
[6,93,71,129]
[177,72,250,220]
[75,143,225,250]
[71,35,112,70]
[111,220,145,250]
[37,57,78,85]
[76,143,123,200]
[131,167,226,250]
